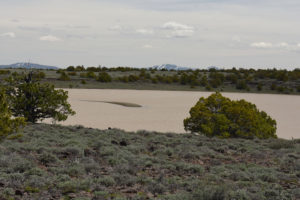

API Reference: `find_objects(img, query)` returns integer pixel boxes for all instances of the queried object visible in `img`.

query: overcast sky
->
[0,0,300,69]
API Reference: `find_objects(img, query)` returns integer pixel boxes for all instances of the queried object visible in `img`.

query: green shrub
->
[13,159,33,173]
[56,69,64,74]
[0,70,10,75]
[86,71,96,78]
[33,71,46,79]
[257,83,263,91]
[25,186,40,193]
[66,66,75,71]
[128,75,139,82]
[65,165,84,177]
[94,191,110,199]
[5,72,75,123]
[119,76,129,83]
[95,176,116,187]
[268,140,295,149]
[236,80,248,90]
[80,72,87,78]
[270,83,277,90]
[59,72,71,81]
[151,77,158,84]
[38,153,58,166]
[0,90,25,141]
[205,85,212,91]
[184,92,277,139]
[147,182,166,195]
[75,65,85,71]
[58,181,77,194]
[6,133,23,140]
[97,72,112,82]
[25,167,46,177]
[68,72,77,76]
[192,186,226,200]
[113,174,137,186]
[276,86,289,93]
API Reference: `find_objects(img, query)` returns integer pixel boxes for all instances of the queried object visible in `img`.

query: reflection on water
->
[47,89,300,139]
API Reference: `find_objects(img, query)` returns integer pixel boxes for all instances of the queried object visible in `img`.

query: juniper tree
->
[5,72,75,123]
[0,89,25,140]
[184,92,277,139]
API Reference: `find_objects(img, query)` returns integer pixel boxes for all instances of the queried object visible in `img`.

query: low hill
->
[0,62,59,70]
[0,124,299,199]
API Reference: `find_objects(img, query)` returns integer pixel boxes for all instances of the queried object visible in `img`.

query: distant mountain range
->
[151,64,220,71]
[151,64,192,71]
[0,63,59,70]
[0,62,219,71]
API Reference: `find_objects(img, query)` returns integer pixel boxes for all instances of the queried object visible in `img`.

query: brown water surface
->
[50,89,300,139]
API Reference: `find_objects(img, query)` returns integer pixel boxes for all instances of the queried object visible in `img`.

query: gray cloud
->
[100,0,300,11]
[11,19,20,23]
[250,42,300,52]
[18,26,52,33]
[39,35,62,42]
[143,44,153,49]
[136,29,154,35]
[109,25,123,32]
[162,22,195,38]
[250,42,273,48]
[65,25,91,29]
[0,32,16,38]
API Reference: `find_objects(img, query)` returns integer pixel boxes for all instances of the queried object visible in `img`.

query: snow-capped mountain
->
[207,66,220,70]
[151,64,192,71]
[0,62,59,70]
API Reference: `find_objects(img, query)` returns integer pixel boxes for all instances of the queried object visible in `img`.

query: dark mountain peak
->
[0,62,59,70]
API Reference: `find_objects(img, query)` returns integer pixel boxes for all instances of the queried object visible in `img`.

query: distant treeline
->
[1,66,300,94]
[57,66,300,94]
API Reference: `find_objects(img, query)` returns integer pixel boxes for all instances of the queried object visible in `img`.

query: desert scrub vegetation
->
[0,124,299,199]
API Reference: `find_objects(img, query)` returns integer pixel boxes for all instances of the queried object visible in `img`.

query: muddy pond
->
[49,89,300,139]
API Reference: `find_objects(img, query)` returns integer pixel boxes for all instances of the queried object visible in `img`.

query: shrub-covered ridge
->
[0,124,299,200]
